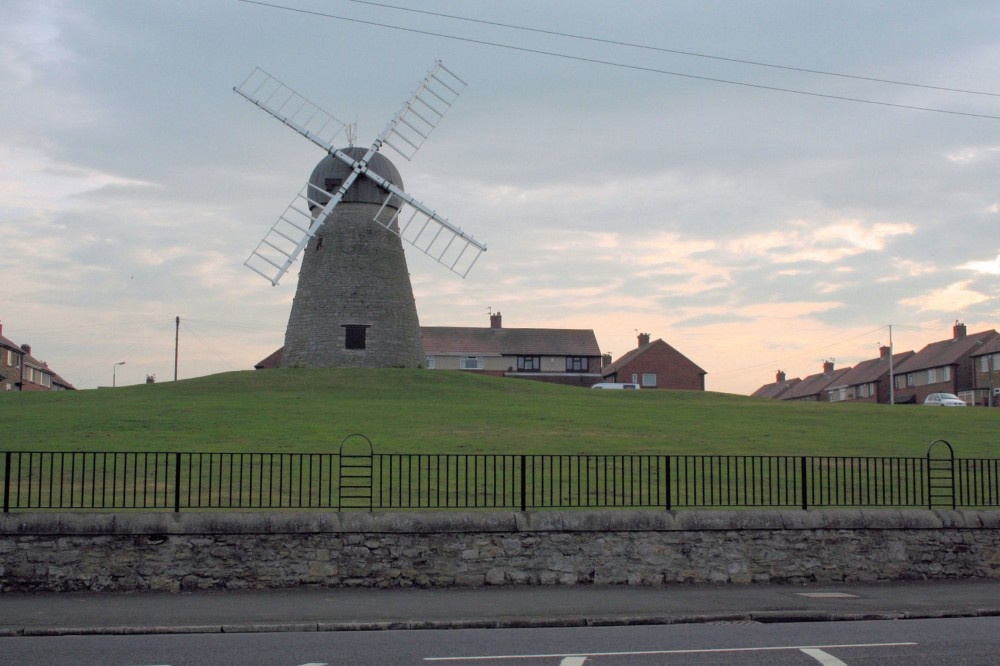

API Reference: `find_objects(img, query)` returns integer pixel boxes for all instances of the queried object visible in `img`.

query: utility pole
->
[174,316,179,381]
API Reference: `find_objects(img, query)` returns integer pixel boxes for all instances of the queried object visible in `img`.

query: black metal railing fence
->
[2,440,997,513]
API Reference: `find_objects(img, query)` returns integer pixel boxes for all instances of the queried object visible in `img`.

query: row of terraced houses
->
[752,322,1000,407]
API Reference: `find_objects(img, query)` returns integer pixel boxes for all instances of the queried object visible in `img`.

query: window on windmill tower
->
[325,177,343,193]
[343,324,370,350]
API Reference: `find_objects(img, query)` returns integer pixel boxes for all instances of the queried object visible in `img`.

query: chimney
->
[490,311,502,329]
[823,359,834,374]
[637,332,651,347]
[879,345,891,358]
[776,370,786,383]
[953,321,967,339]
[20,343,31,356]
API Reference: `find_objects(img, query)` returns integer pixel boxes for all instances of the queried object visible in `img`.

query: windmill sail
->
[377,61,466,161]
[373,185,486,278]
[234,67,345,152]
[237,61,484,285]
[244,172,360,285]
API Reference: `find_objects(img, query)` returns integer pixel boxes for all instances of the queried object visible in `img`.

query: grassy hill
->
[2,369,997,458]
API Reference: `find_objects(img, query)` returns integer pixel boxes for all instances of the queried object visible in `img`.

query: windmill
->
[234,61,485,368]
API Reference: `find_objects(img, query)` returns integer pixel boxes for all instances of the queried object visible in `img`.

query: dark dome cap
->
[308,147,403,208]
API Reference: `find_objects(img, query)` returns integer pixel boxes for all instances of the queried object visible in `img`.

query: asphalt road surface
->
[3,616,1000,665]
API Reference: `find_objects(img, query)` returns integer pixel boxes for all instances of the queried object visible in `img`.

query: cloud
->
[946,144,1000,164]
[961,254,1000,276]
[900,280,991,313]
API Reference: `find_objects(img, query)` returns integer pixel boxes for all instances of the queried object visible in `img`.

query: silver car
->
[923,392,966,407]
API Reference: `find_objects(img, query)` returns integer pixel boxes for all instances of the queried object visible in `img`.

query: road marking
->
[801,648,849,665]
[795,592,859,599]
[560,659,587,666]
[425,641,916,661]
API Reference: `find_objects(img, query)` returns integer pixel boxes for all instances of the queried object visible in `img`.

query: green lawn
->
[2,368,997,458]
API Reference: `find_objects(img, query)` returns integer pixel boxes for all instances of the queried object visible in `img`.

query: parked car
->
[591,382,640,390]
[923,393,966,407]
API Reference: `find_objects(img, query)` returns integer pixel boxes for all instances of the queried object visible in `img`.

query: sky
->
[1,0,999,394]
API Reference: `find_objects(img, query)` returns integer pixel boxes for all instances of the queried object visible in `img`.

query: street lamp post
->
[113,361,126,387]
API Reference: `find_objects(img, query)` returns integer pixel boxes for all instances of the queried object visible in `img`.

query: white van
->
[591,382,640,390]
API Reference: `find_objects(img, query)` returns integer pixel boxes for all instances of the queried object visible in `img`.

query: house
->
[891,323,997,405]
[966,333,1000,407]
[421,313,604,387]
[601,333,706,390]
[0,322,75,391]
[751,370,801,399]
[780,360,850,402]
[0,326,22,392]
[825,346,915,404]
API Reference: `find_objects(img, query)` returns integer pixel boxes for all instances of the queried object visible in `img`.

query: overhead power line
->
[344,0,1000,99]
[237,0,1000,121]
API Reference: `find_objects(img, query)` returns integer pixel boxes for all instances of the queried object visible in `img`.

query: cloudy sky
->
[2,0,998,394]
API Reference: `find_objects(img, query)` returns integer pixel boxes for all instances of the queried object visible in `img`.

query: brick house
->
[970,336,1000,407]
[0,322,75,391]
[825,347,915,404]
[891,323,997,405]
[751,370,801,399]
[1,325,24,392]
[601,333,706,390]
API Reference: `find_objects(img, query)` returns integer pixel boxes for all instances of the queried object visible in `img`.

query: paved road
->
[5,616,1000,665]
[1,579,998,636]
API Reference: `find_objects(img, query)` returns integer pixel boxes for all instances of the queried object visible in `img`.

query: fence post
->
[800,456,808,510]
[173,452,182,513]
[519,455,527,512]
[664,455,671,511]
[3,451,11,513]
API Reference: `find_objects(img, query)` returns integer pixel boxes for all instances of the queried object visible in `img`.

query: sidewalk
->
[2,579,999,636]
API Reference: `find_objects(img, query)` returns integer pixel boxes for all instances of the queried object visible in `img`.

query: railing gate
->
[338,434,374,510]
[926,439,955,510]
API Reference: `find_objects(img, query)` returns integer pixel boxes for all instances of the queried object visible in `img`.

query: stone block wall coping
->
[2,509,998,537]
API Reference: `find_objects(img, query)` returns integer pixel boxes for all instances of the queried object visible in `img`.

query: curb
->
[7,607,1000,637]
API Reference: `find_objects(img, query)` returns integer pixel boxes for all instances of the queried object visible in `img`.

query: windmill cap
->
[308,147,404,208]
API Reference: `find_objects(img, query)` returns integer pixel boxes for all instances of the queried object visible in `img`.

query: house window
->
[461,356,483,370]
[941,366,951,381]
[642,373,657,387]
[517,356,541,372]
[566,357,587,372]
[343,324,370,350]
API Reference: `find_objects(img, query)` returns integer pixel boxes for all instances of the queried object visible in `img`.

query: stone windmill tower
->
[235,62,486,368]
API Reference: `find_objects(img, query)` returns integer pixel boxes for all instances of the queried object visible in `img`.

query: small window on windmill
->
[325,177,344,193]
[343,324,370,350]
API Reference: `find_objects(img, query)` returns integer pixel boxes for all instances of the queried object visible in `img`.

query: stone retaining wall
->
[2,510,999,592]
